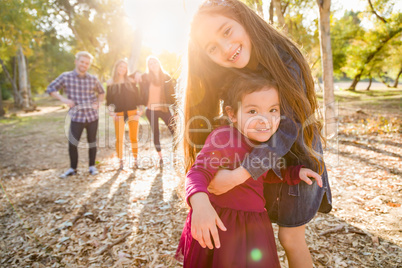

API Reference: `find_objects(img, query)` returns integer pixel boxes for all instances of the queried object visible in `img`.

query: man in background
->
[47,51,105,178]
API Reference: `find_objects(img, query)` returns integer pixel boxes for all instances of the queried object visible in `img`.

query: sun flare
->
[124,0,202,54]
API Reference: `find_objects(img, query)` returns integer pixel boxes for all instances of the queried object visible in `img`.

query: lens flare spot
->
[250,248,262,262]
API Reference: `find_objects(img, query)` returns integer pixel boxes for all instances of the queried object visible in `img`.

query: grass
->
[316,88,402,114]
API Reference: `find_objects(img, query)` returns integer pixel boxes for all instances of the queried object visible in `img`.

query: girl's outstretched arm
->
[189,192,227,249]
[208,165,323,195]
[207,167,251,195]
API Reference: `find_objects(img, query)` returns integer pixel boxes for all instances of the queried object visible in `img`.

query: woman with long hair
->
[140,56,176,165]
[106,59,143,169]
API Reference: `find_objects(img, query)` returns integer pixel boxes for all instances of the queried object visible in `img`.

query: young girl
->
[106,59,143,169]
[181,0,332,267]
[140,56,175,165]
[177,74,322,267]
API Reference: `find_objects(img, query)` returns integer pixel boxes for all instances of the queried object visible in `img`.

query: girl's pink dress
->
[176,126,302,268]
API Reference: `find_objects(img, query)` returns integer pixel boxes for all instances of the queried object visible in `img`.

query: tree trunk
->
[348,27,402,90]
[25,56,35,108]
[349,74,361,91]
[17,45,31,110]
[255,0,264,18]
[12,56,23,107]
[0,57,23,107]
[273,0,287,33]
[317,0,337,139]
[13,56,17,86]
[366,75,372,91]
[377,72,392,87]
[128,29,142,74]
[0,86,5,116]
[269,0,274,24]
[393,67,402,88]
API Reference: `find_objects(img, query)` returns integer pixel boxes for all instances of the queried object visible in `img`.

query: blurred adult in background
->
[47,51,105,178]
[139,56,176,166]
[106,59,143,169]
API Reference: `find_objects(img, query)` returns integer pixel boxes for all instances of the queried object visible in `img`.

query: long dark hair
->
[221,72,279,116]
[111,59,129,84]
[146,55,167,87]
[180,0,324,173]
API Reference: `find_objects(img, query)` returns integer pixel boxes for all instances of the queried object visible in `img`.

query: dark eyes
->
[223,27,231,37]
[247,108,279,114]
[206,27,231,54]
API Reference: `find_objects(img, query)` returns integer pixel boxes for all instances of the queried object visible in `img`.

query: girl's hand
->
[299,168,322,187]
[189,193,227,249]
[208,167,251,195]
[133,72,142,83]
[136,107,144,117]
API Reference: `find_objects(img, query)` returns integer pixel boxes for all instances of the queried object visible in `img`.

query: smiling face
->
[195,14,252,69]
[226,87,281,143]
[147,58,161,75]
[116,62,128,77]
[75,56,91,75]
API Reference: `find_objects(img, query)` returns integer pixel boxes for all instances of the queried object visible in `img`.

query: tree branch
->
[367,0,387,23]
[282,2,289,15]
[393,66,402,88]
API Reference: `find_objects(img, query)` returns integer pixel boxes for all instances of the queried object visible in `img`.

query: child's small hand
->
[299,168,323,187]
[190,193,227,249]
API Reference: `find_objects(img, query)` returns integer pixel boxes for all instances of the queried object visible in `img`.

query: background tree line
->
[0,0,401,118]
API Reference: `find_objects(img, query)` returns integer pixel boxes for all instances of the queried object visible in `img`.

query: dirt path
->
[0,97,401,267]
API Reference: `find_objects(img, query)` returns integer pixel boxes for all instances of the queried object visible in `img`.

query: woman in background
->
[106,59,143,169]
[140,56,175,166]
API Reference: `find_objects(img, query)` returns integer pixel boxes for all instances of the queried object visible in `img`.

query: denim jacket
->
[241,49,331,203]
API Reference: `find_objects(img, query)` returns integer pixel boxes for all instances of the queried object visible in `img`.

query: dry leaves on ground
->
[0,102,401,267]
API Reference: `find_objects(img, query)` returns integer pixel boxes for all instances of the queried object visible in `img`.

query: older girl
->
[106,59,142,169]
[180,0,332,267]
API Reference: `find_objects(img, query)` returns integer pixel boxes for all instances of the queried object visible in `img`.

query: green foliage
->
[1,82,12,100]
[0,0,43,58]
[280,0,322,77]
[337,1,402,83]
[158,50,181,79]
[1,0,400,97]
[47,0,135,81]
[331,11,365,78]
[28,29,75,93]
